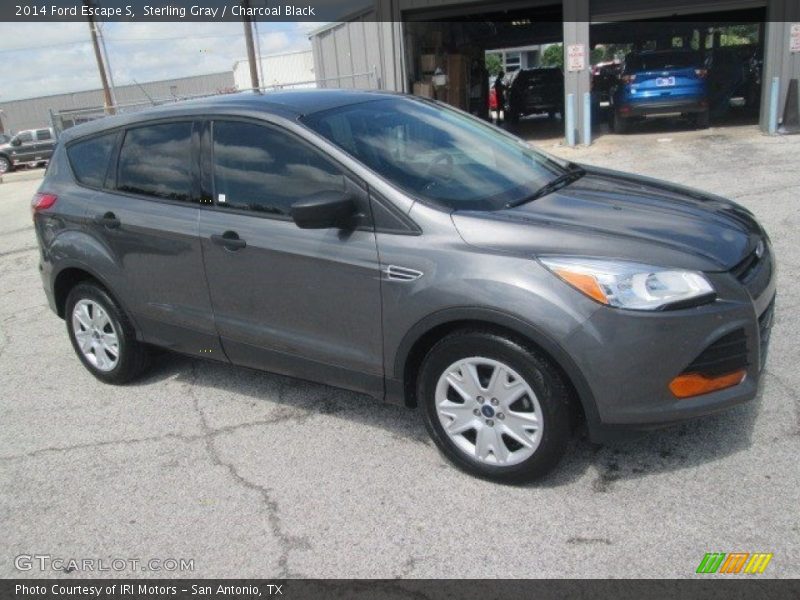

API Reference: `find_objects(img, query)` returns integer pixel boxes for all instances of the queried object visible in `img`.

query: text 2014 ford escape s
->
[33,90,776,482]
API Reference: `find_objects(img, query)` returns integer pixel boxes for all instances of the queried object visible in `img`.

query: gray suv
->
[33,90,776,482]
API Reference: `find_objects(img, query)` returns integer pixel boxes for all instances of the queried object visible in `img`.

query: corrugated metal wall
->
[761,1,800,129]
[0,71,234,133]
[310,17,399,90]
[233,50,315,90]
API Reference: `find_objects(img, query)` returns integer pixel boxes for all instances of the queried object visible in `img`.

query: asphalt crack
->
[0,431,203,462]
[0,245,38,259]
[187,362,310,578]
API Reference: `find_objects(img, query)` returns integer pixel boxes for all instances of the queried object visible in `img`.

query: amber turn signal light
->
[553,269,609,305]
[669,369,746,399]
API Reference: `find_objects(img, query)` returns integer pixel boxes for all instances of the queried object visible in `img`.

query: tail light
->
[695,68,708,79]
[32,193,57,213]
[621,74,636,84]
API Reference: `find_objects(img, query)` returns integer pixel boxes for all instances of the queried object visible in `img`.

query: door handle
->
[95,212,120,229]
[211,231,246,250]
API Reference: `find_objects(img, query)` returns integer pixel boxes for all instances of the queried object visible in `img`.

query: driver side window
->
[212,120,346,216]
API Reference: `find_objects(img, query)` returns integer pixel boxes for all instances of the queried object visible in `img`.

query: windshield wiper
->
[505,166,586,208]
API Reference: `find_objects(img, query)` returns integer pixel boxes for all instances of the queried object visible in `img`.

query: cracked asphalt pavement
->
[1,123,798,579]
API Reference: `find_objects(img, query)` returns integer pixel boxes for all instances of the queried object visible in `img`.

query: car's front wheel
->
[0,156,12,174]
[419,330,572,483]
[66,282,150,384]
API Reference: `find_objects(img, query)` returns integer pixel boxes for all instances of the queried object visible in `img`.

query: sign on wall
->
[791,23,800,53]
[567,44,586,72]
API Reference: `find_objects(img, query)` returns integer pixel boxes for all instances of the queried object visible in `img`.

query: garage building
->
[309,0,800,144]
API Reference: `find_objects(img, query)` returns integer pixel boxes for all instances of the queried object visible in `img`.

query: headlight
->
[539,257,716,311]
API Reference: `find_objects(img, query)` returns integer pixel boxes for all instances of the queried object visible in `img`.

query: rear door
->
[34,128,56,160]
[77,120,224,358]
[198,118,384,396]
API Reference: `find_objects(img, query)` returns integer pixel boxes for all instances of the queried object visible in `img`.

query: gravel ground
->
[0,123,798,579]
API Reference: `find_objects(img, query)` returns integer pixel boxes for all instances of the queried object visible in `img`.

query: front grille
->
[758,297,775,370]
[682,328,748,377]
[732,241,772,299]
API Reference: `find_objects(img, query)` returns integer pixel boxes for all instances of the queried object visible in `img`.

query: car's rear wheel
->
[611,110,629,134]
[66,282,150,384]
[694,109,710,129]
[419,330,572,483]
[0,156,12,174]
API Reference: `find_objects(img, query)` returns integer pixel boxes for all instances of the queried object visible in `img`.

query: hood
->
[452,165,763,272]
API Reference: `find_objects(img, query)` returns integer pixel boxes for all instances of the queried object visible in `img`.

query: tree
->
[541,44,564,69]
[485,53,503,77]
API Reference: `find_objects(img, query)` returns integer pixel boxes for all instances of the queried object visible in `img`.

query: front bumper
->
[562,256,776,438]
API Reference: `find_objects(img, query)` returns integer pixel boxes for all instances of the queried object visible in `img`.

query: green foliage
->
[485,53,503,77]
[541,44,564,68]
[723,24,759,44]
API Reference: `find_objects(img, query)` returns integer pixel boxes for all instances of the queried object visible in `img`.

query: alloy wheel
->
[71,299,120,372]
[435,357,543,466]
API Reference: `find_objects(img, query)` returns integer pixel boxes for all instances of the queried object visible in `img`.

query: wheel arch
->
[394,307,601,435]
[52,264,141,340]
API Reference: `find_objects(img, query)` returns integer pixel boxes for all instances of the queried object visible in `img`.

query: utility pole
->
[84,0,115,114]
[96,22,118,107]
[240,0,260,90]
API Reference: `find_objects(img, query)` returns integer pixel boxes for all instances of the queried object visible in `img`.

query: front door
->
[11,131,37,163]
[199,119,384,397]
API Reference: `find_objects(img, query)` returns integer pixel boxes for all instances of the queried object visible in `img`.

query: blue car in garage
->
[610,49,710,133]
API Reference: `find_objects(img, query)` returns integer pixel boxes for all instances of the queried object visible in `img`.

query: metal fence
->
[50,69,379,136]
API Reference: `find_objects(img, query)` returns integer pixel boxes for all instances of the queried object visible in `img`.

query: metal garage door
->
[591,0,767,21]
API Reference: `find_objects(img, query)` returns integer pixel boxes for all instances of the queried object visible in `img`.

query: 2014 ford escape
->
[34,90,776,482]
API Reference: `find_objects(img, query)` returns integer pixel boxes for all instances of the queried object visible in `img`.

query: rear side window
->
[36,129,52,141]
[67,133,116,188]
[212,120,345,215]
[117,122,193,202]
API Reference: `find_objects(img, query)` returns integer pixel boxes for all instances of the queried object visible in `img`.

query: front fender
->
[391,305,603,438]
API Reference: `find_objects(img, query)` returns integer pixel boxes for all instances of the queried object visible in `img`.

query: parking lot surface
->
[1,125,798,578]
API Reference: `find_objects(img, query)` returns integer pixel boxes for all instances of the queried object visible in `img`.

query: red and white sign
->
[791,23,800,53]
[567,44,586,72]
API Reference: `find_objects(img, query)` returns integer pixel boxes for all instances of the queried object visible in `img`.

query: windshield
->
[301,97,568,211]
[626,51,702,72]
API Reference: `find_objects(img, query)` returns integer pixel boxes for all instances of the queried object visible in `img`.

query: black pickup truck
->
[0,127,56,174]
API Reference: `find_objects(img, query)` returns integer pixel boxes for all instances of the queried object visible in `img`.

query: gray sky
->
[0,21,319,101]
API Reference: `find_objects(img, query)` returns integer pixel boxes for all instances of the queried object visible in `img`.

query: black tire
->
[507,107,520,123]
[611,110,629,134]
[65,282,150,384]
[418,330,572,483]
[0,155,12,174]
[694,109,710,129]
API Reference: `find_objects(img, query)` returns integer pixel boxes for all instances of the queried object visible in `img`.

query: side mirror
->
[10,137,21,147]
[290,191,356,229]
